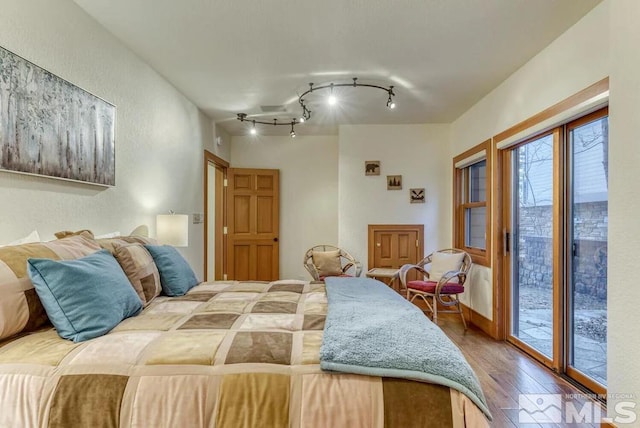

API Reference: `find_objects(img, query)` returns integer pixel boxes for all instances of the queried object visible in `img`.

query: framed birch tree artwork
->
[0,45,115,186]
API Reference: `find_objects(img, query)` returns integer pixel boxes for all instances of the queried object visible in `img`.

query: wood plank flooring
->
[436,315,604,428]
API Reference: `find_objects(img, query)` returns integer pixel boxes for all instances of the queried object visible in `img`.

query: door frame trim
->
[203,150,229,280]
[367,224,424,268]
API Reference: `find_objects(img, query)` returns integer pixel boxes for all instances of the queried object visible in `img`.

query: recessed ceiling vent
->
[260,105,287,113]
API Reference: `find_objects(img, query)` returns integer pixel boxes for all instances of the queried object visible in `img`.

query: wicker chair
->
[399,249,472,329]
[303,245,362,281]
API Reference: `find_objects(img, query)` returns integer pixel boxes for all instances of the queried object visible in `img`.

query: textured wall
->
[448,1,610,320]
[0,0,214,278]
[608,0,640,420]
[230,135,339,280]
[338,124,452,273]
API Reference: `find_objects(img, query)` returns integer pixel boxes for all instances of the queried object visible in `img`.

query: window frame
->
[453,140,492,266]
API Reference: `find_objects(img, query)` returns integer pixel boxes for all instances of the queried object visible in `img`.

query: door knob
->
[273,238,279,242]
[376,242,381,247]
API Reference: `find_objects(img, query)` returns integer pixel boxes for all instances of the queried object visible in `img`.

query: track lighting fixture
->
[387,90,396,109]
[327,83,337,106]
[236,77,397,136]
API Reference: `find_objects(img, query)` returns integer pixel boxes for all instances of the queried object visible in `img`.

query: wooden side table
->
[366,268,401,293]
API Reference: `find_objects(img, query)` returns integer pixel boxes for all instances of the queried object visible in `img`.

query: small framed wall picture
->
[410,188,426,203]
[387,175,402,190]
[365,160,380,176]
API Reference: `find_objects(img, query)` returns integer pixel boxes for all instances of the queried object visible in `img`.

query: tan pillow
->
[0,235,101,341]
[114,244,162,306]
[312,250,343,277]
[97,236,158,254]
[54,229,94,239]
[94,231,121,239]
[430,252,465,282]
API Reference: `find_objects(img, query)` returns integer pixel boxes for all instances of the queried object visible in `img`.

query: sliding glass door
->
[504,108,608,392]
[508,131,558,364]
[567,110,608,391]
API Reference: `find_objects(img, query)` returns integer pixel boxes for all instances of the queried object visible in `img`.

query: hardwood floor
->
[436,315,604,428]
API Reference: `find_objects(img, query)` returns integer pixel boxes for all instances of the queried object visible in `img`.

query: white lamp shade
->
[156,214,189,247]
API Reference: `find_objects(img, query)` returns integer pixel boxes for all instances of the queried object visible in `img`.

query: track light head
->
[387,96,396,109]
[328,83,337,106]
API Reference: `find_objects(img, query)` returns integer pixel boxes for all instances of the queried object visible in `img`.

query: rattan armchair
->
[399,249,472,329]
[303,245,362,281]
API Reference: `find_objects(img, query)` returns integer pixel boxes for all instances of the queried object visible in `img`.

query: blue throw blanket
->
[320,277,492,420]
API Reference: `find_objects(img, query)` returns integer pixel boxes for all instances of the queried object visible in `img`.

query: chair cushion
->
[312,250,343,277]
[407,280,464,294]
[430,251,465,281]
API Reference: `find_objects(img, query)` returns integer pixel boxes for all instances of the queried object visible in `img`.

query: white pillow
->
[0,230,41,247]
[430,252,465,282]
[94,231,121,239]
[129,225,149,237]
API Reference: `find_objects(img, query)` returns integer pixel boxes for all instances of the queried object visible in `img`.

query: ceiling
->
[73,0,600,136]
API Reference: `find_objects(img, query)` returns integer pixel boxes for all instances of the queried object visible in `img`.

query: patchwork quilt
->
[0,280,489,428]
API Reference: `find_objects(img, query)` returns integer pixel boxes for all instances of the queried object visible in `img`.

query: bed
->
[0,235,491,427]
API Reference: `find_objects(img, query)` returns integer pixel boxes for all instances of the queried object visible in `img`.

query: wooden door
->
[368,225,424,279]
[227,168,279,281]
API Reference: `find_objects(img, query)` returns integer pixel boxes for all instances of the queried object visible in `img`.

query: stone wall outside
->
[516,201,607,300]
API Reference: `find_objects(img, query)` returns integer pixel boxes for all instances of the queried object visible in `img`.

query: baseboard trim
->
[460,303,497,339]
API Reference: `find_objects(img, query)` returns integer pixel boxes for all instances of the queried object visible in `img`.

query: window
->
[454,140,491,266]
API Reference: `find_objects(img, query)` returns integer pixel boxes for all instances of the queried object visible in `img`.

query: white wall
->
[338,124,451,272]
[0,0,214,279]
[450,1,610,154]
[230,135,339,280]
[449,1,610,320]
[213,124,231,162]
[608,0,640,421]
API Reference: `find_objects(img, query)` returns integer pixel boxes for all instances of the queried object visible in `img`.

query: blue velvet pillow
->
[144,245,198,296]
[28,250,142,342]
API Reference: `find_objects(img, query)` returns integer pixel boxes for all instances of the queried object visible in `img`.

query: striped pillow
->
[97,236,157,254]
[0,235,101,341]
[114,244,162,306]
